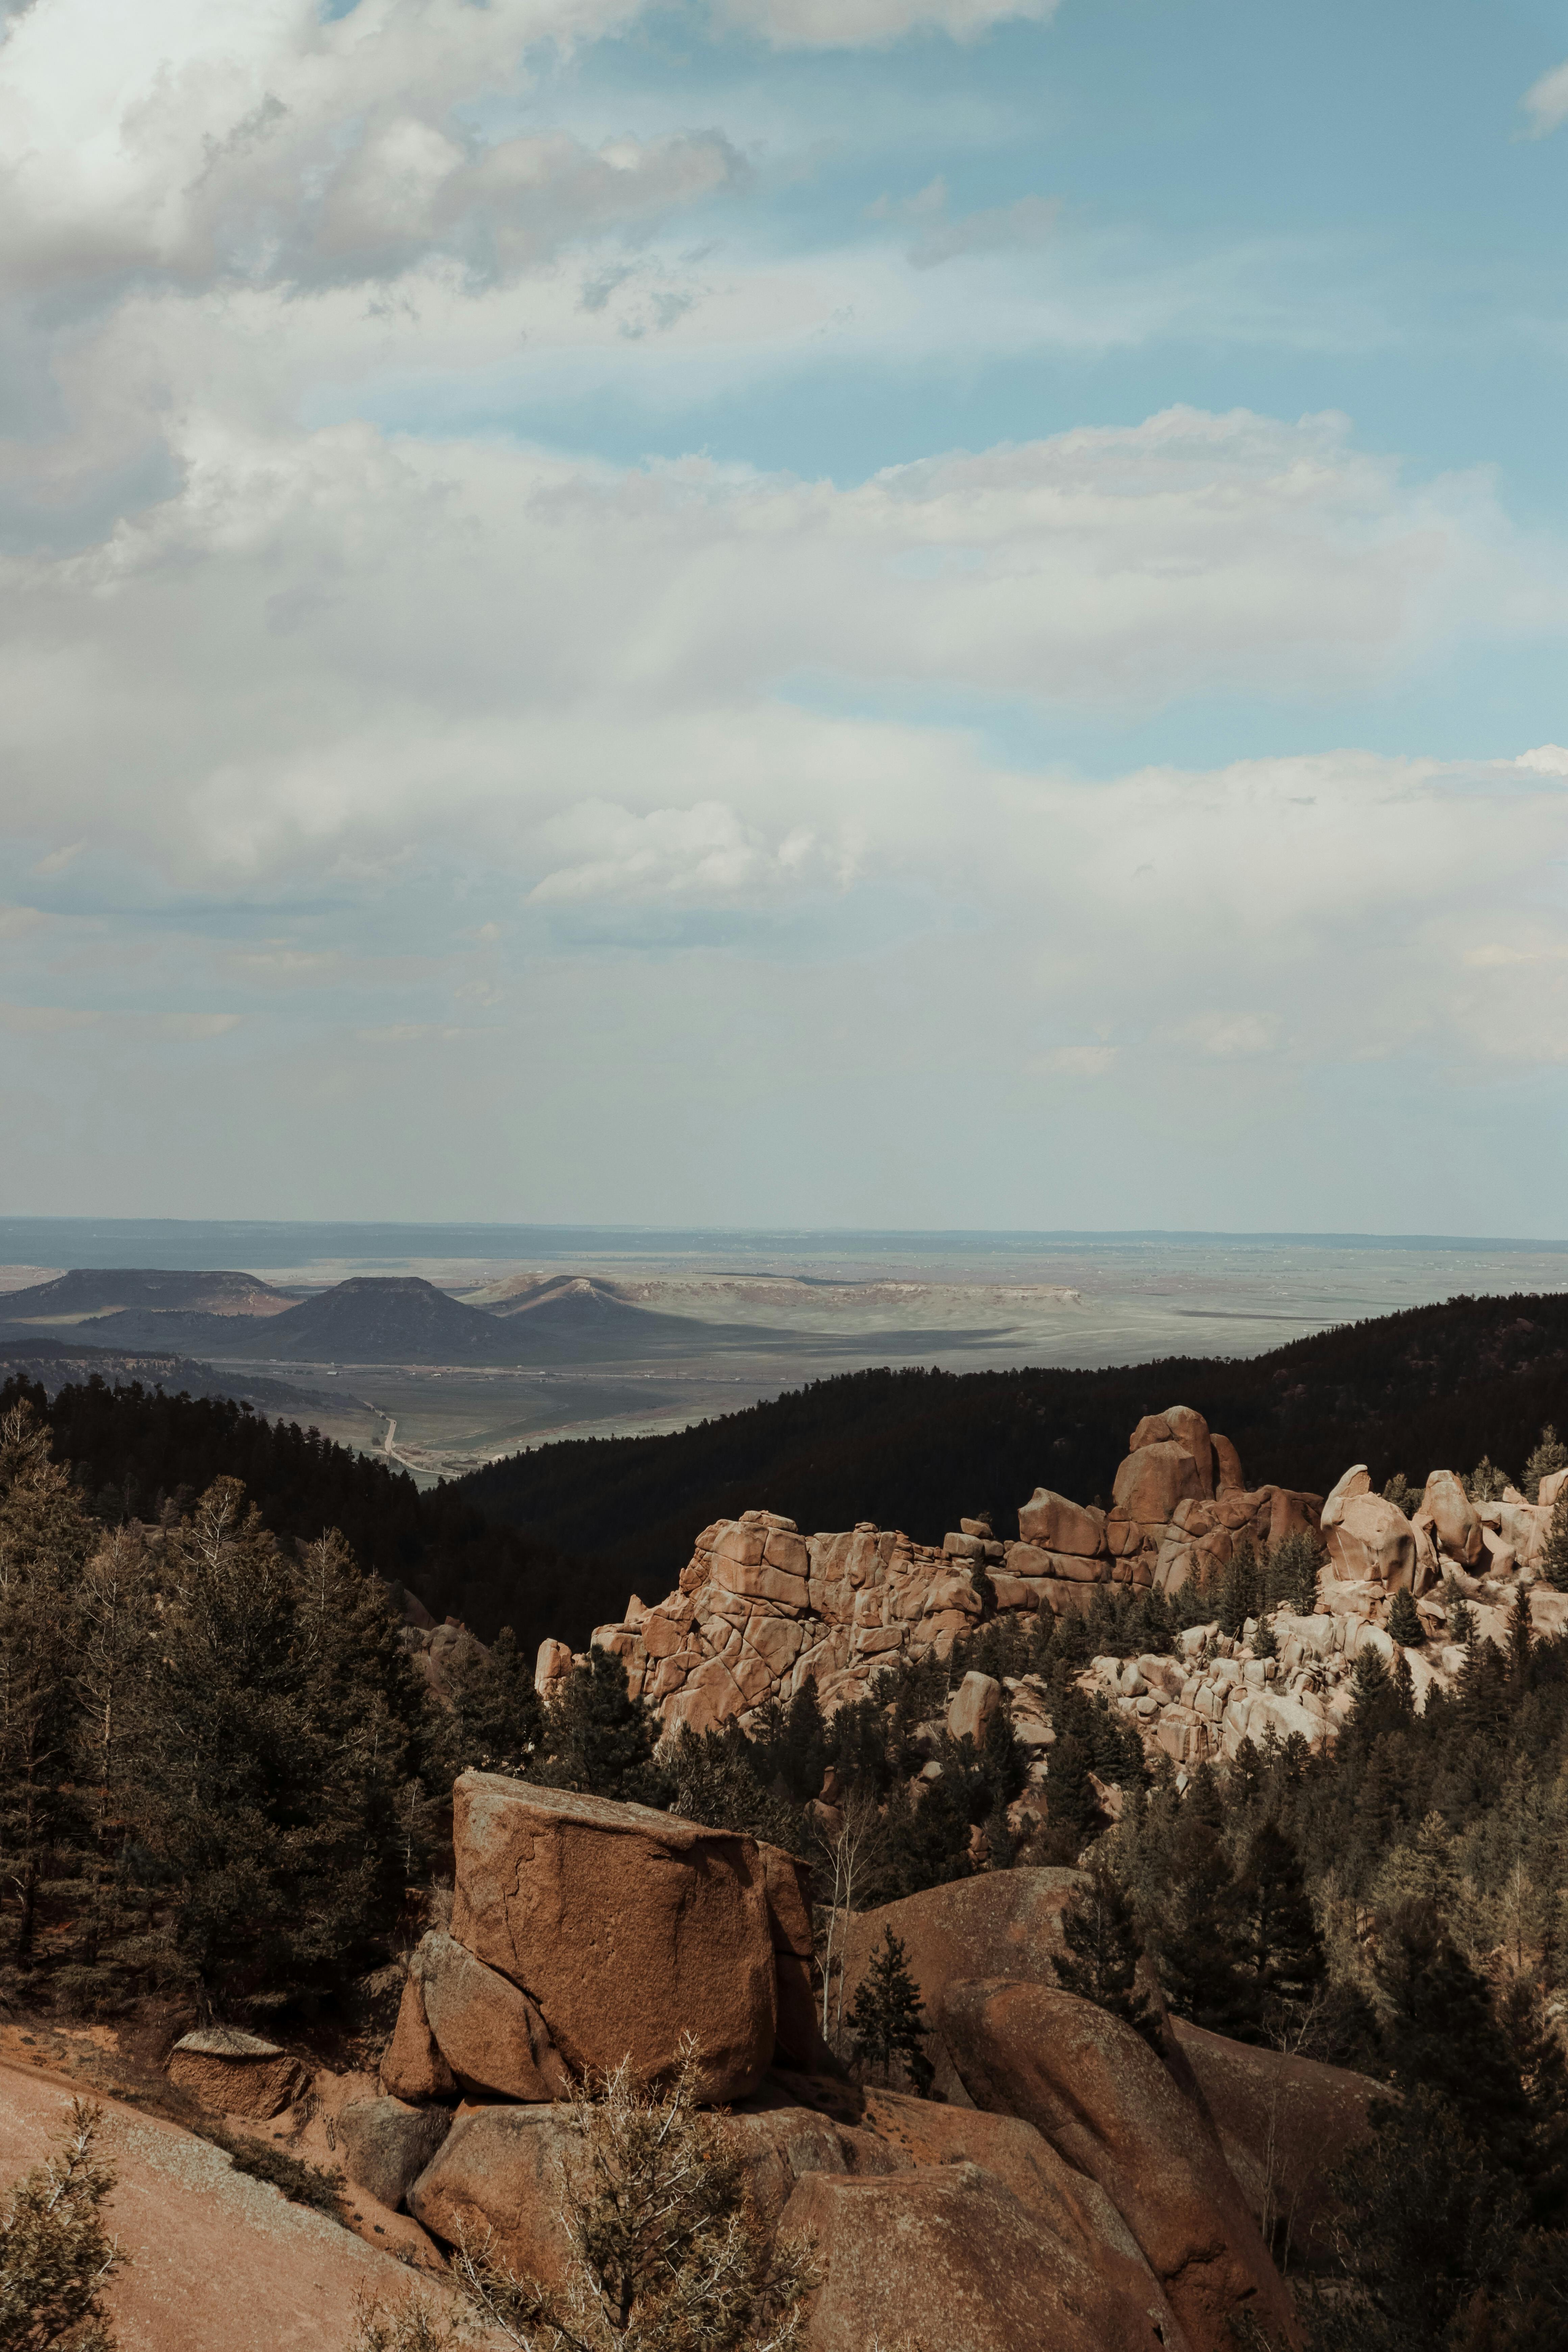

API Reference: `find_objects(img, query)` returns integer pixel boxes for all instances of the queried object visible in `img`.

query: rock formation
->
[562,1402,1568,1779]
[378,1794,1303,2349]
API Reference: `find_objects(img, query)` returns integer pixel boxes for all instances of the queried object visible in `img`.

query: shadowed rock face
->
[937,1979,1302,2352]
[387,1931,570,2104]
[1172,2019,1380,2268]
[448,1772,777,2103]
[777,2162,1171,2352]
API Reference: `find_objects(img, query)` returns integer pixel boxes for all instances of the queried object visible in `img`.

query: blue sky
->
[1,0,1567,1230]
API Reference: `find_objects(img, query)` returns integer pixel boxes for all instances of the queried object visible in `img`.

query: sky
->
[2,0,1567,1233]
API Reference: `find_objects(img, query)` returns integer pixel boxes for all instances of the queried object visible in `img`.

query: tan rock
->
[449,1773,776,2103]
[407,2106,582,2288]
[410,1930,571,2103]
[1111,1441,1204,1532]
[1324,1492,1416,1589]
[840,1869,1086,2040]
[777,2162,1169,2352]
[534,1637,573,1696]
[1173,2020,1378,2268]
[947,1669,1002,1744]
[1212,1433,1245,1492]
[1162,1405,1214,1497]
[166,2029,310,2120]
[938,1979,1299,2352]
[1016,1490,1105,1556]
[381,1968,458,2105]
[1542,1468,1568,1510]
[1422,1469,1484,1566]
[1007,1543,1104,1583]
[1320,1464,1372,1528]
[337,2098,452,2213]
[1128,1414,1174,1450]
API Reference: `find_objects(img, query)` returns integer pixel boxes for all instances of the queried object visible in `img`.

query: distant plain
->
[3,1221,1566,1483]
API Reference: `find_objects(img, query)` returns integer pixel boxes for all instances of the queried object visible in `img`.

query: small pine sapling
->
[847,1928,934,2095]
[1387,1586,1424,1647]
[1251,1612,1278,1661]
[0,2099,125,2352]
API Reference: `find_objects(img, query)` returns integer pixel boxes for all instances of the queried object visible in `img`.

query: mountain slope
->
[0,1267,296,1321]
[450,1288,1568,1598]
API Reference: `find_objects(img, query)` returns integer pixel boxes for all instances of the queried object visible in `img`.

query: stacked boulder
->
[360,1777,1304,2351]
[569,1405,1323,1738]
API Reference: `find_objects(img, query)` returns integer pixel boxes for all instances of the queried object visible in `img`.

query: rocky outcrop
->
[165,2028,311,2119]
[1173,2020,1379,2268]
[448,1773,777,2104]
[938,1979,1301,2352]
[392,1930,571,2104]
[577,1408,1321,1747]
[337,2097,452,2213]
[777,2163,1171,2352]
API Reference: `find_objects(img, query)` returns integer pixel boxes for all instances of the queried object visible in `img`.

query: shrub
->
[0,2100,125,2352]
[352,2040,813,2352]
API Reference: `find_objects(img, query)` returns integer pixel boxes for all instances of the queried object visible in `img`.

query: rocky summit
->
[561,1403,1568,1778]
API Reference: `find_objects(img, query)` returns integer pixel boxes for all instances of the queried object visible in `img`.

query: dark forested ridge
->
[452,1289,1568,1605]
[0,1371,587,1656]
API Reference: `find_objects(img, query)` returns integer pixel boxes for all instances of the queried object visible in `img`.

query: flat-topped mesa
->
[553,1406,1326,1740]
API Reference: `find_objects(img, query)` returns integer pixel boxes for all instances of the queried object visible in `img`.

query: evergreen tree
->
[1251,1611,1278,1660]
[1375,1902,1534,2169]
[1055,1861,1159,2047]
[779,1680,827,1802]
[1387,1586,1424,1647]
[878,1774,971,1902]
[667,1724,805,1851]
[1542,1487,1568,1597]
[1230,1818,1326,2040]
[1264,1531,1322,1617]
[1498,1976,1568,2231]
[1043,1729,1101,1852]
[847,1928,933,2094]
[1217,1541,1259,1638]
[546,1647,668,1807]
[1151,1800,1251,2037]
[982,1791,1018,1871]
[1524,1426,1568,1505]
[443,1624,542,1775]
[0,1404,99,1975]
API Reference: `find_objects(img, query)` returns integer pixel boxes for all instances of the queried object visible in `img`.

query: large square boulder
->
[449,1773,777,2104]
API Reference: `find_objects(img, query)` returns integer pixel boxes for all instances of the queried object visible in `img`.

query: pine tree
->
[779,1680,827,1802]
[1524,1426,1568,1505]
[1387,1586,1424,1647]
[1251,1611,1278,1660]
[1467,1456,1510,1504]
[0,2099,125,2352]
[878,1772,972,1901]
[1264,1531,1322,1617]
[546,1647,669,1807]
[1055,1861,1159,2047]
[443,1624,542,1775]
[1230,1819,1326,2040]
[1376,1901,1534,2167]
[0,1402,97,1975]
[1217,1540,1259,1638]
[1498,1976,1568,2231]
[847,1928,933,2094]
[1151,1802,1251,2037]
[135,1476,327,2007]
[1542,1487,1568,1596]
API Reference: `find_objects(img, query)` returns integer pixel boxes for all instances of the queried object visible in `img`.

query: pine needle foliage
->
[0,2100,124,2352]
[847,1927,933,2093]
[1055,1862,1159,2048]
[354,2042,813,2352]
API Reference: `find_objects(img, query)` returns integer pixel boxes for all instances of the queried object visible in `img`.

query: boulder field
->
[326,1777,1343,2349]
[556,1406,1568,1775]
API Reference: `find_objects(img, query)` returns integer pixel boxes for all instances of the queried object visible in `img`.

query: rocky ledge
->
[547,1404,1568,1774]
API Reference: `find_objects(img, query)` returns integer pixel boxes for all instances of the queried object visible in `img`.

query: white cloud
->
[0,0,736,301]
[713,0,1057,48]
[1521,59,1568,136]
[1,401,1548,904]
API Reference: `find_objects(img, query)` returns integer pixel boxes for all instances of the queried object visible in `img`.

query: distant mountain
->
[0,1267,297,1322]
[221,1276,511,1363]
